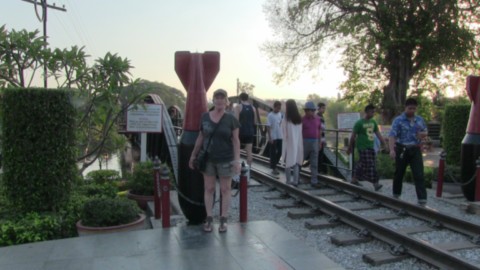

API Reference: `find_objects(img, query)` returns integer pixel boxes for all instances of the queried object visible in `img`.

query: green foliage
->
[404,167,434,188]
[442,104,470,166]
[376,153,395,179]
[131,80,186,110]
[324,100,349,129]
[56,192,90,237]
[1,88,76,212]
[0,26,46,88]
[85,169,121,184]
[80,198,140,227]
[410,92,435,123]
[127,161,154,196]
[263,1,480,122]
[77,182,118,199]
[433,165,461,184]
[0,26,147,174]
[0,212,62,247]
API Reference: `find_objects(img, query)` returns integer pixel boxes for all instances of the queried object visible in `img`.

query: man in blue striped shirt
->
[388,98,428,206]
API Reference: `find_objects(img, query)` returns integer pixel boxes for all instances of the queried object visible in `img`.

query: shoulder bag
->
[195,113,225,171]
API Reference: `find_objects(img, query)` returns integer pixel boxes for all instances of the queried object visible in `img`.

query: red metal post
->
[436,151,446,198]
[239,162,248,223]
[160,165,171,228]
[153,157,161,219]
[476,158,480,202]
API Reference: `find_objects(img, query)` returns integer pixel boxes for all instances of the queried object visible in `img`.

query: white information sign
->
[126,104,163,133]
[337,112,361,130]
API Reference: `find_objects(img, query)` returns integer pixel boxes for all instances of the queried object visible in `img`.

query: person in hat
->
[189,88,241,233]
[302,101,323,186]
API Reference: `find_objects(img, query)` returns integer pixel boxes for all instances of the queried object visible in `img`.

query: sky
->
[2,0,345,100]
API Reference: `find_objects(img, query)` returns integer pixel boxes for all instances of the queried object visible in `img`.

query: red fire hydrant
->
[239,162,248,223]
[153,157,161,219]
[436,151,446,198]
[160,164,171,228]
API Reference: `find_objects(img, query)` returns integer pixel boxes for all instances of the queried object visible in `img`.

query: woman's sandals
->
[203,216,213,232]
[218,216,227,233]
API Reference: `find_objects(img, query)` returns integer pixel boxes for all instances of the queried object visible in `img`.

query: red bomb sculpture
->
[461,75,480,201]
[175,51,220,223]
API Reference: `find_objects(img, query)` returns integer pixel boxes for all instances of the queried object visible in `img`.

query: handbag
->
[195,114,225,171]
[195,149,208,171]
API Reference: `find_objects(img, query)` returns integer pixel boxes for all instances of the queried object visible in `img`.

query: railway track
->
[249,154,480,269]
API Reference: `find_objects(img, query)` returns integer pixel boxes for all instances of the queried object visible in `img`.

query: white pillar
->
[141,132,147,162]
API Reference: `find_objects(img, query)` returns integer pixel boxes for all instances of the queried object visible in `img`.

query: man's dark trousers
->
[270,139,282,169]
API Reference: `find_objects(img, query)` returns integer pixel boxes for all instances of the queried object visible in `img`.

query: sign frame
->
[337,112,361,130]
[126,104,163,133]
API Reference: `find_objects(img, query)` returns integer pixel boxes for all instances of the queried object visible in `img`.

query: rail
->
[250,154,480,269]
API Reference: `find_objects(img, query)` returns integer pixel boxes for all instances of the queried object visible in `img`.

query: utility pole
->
[22,0,67,88]
[236,78,240,97]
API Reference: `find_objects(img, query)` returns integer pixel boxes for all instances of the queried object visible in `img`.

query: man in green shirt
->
[347,104,386,191]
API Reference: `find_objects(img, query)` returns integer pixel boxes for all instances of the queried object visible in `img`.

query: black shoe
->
[302,161,310,167]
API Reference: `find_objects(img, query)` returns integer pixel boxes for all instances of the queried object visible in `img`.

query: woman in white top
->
[281,99,303,186]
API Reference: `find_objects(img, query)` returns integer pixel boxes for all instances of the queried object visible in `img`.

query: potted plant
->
[126,161,155,209]
[76,197,145,236]
[85,169,128,191]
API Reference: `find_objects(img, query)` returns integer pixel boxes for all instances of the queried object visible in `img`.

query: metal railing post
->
[436,151,446,198]
[153,157,161,219]
[240,162,248,223]
[160,164,171,228]
[476,158,480,202]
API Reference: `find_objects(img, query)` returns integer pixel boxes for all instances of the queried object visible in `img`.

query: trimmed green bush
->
[85,170,121,184]
[376,153,395,179]
[442,104,470,166]
[1,88,76,212]
[404,167,433,188]
[0,212,62,246]
[77,182,118,199]
[80,198,141,227]
[127,161,154,196]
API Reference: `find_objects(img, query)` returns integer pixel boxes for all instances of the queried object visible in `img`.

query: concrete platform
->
[0,220,343,270]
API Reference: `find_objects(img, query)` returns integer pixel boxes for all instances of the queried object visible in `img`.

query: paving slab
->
[0,220,344,270]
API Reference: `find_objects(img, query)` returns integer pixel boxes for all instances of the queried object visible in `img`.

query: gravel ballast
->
[222,179,480,269]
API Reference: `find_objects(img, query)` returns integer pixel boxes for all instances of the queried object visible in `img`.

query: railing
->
[252,124,354,180]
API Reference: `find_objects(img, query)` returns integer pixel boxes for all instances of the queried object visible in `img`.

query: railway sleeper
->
[436,241,479,251]
[397,225,437,234]
[287,209,321,219]
[330,232,372,246]
[346,204,378,211]
[362,251,409,266]
[305,218,340,230]
[273,202,305,209]
[309,190,339,196]
[321,196,356,203]
[263,193,289,200]
[367,214,402,221]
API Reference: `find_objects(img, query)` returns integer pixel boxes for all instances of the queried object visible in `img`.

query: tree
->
[0,26,147,173]
[0,26,46,88]
[236,78,255,97]
[264,0,480,123]
[306,93,329,106]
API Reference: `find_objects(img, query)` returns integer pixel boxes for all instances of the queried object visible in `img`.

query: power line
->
[21,0,67,88]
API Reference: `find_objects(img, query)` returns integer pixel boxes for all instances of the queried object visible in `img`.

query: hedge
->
[1,88,76,212]
[442,104,470,166]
